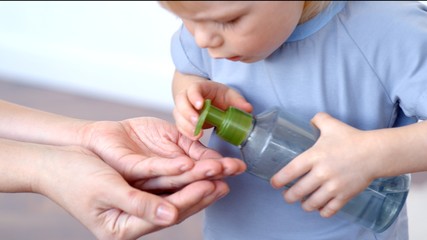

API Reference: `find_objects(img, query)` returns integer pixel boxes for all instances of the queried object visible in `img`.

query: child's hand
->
[270,113,385,218]
[172,71,253,140]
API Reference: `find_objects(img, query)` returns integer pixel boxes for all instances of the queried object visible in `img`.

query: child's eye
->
[221,17,240,30]
[226,17,240,25]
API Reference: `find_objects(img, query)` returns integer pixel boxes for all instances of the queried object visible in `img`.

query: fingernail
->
[205,170,217,177]
[320,208,333,218]
[191,115,198,125]
[156,204,175,223]
[270,179,281,189]
[195,100,203,109]
[216,190,229,200]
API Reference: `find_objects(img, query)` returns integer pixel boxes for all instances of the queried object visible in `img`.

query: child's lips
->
[226,56,242,61]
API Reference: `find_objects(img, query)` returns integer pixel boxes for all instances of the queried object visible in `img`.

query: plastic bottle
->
[194,99,410,233]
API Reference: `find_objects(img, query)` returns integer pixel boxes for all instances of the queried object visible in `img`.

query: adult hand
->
[0,100,246,189]
[30,143,229,240]
[78,117,246,191]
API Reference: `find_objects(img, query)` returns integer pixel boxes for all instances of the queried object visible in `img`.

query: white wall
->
[0,2,181,111]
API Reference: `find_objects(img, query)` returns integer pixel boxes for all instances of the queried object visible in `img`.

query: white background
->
[0,1,181,111]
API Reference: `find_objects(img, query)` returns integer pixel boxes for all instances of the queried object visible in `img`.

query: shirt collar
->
[286,1,347,42]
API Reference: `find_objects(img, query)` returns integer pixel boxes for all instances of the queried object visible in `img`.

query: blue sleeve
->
[170,24,211,78]
[345,2,427,120]
[386,2,427,120]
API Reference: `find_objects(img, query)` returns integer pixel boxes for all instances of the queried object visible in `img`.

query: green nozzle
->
[194,99,253,146]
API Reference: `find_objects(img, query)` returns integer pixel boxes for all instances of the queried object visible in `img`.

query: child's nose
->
[194,25,223,49]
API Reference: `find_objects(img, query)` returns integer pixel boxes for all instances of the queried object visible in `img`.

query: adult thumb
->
[115,188,179,226]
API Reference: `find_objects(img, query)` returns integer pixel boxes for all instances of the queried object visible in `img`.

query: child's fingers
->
[282,170,322,204]
[187,85,205,110]
[270,154,312,189]
[173,93,202,138]
[173,108,201,139]
[174,93,200,123]
[319,197,346,218]
[225,89,254,113]
[300,183,335,214]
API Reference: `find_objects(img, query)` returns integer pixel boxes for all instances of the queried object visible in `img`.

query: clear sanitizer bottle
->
[195,99,410,233]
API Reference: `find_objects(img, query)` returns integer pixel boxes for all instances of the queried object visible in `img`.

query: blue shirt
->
[171,1,427,239]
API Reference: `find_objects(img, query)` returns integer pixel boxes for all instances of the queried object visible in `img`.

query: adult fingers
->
[94,182,180,240]
[165,180,229,221]
[134,158,226,190]
[123,155,195,181]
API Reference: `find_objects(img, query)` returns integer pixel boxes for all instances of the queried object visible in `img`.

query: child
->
[160,1,427,239]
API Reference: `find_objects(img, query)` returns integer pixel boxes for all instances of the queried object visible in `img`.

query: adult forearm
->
[0,138,45,192]
[0,100,89,146]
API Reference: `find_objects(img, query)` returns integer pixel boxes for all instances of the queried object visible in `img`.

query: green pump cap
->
[194,99,253,146]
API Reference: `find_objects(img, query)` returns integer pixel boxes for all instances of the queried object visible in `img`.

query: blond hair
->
[300,1,331,23]
[159,1,331,24]
[158,1,197,13]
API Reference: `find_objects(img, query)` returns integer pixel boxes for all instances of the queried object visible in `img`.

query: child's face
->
[165,1,305,63]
